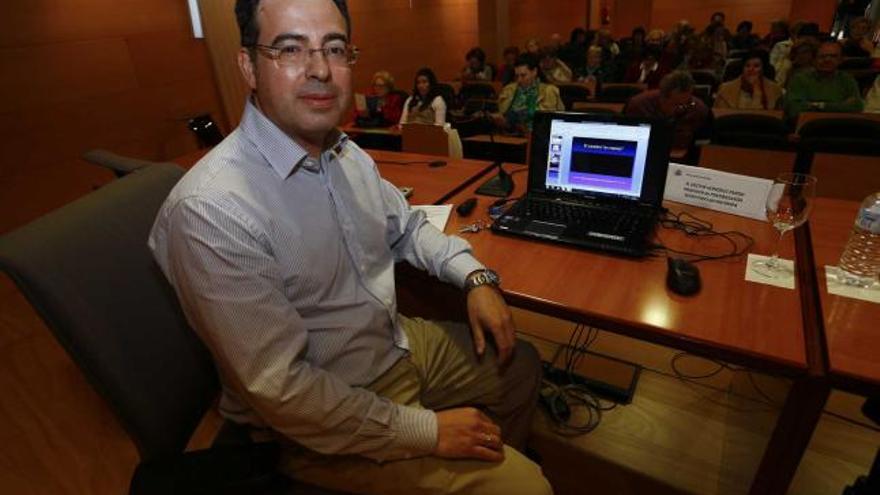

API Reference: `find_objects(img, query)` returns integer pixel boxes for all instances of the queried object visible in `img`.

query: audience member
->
[771,22,819,76]
[624,46,670,88]
[776,39,819,88]
[495,54,564,135]
[576,46,610,85]
[865,74,880,112]
[625,70,710,151]
[645,28,666,49]
[358,70,404,126]
[762,20,790,50]
[525,38,541,55]
[842,17,875,57]
[539,47,573,84]
[665,20,697,70]
[730,21,760,51]
[498,46,520,86]
[784,40,864,120]
[703,21,729,60]
[592,28,620,60]
[714,51,783,109]
[619,27,647,60]
[560,27,588,73]
[399,68,447,126]
[461,47,494,81]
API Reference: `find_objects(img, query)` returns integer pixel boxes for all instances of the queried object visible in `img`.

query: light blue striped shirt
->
[149,100,483,461]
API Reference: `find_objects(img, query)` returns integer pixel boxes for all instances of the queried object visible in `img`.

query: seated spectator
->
[619,27,647,62]
[539,47,573,84]
[399,68,447,126]
[623,46,670,89]
[525,38,541,55]
[688,34,724,72]
[592,28,620,60]
[357,70,404,127]
[625,70,710,151]
[702,21,729,60]
[576,46,610,85]
[645,28,666,50]
[715,51,783,109]
[461,47,494,81]
[498,46,520,86]
[560,27,588,74]
[731,21,760,51]
[762,20,790,51]
[842,17,875,57]
[776,38,819,88]
[865,74,880,112]
[784,40,865,120]
[665,20,697,69]
[771,22,819,77]
[494,54,564,135]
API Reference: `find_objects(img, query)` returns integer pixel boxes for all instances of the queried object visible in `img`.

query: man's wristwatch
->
[464,269,501,293]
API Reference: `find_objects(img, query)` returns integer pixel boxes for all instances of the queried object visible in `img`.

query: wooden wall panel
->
[508,0,589,49]
[790,0,838,31]
[0,1,224,235]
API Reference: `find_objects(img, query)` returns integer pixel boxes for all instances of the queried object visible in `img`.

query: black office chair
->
[689,70,719,91]
[843,397,880,495]
[459,81,497,102]
[0,163,344,495]
[798,117,880,157]
[596,83,644,103]
[839,57,873,70]
[557,83,592,110]
[435,82,458,112]
[711,114,791,150]
[82,149,167,177]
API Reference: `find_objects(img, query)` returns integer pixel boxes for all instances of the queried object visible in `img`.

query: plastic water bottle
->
[837,192,880,287]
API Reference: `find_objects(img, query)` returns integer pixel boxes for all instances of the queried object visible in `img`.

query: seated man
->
[842,17,875,57]
[625,70,710,154]
[148,1,551,494]
[494,53,564,135]
[784,40,864,121]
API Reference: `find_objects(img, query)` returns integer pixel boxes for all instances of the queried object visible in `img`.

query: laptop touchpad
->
[524,220,566,238]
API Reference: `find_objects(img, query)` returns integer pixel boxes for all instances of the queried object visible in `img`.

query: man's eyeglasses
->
[251,42,359,67]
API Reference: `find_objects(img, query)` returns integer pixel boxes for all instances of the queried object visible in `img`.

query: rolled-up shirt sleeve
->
[155,195,437,461]
[379,178,484,288]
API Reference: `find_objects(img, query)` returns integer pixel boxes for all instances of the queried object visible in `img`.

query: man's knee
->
[456,446,553,495]
[512,339,542,390]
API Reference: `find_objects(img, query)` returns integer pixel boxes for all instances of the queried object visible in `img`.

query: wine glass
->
[752,173,817,278]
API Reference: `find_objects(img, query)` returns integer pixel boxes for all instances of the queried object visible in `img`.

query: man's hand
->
[466,285,516,366]
[434,407,504,462]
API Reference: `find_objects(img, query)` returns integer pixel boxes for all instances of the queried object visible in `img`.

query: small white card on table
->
[745,254,796,289]
[665,163,773,221]
[824,266,880,303]
[412,204,453,231]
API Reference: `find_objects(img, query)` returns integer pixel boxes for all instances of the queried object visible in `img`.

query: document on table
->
[412,204,453,231]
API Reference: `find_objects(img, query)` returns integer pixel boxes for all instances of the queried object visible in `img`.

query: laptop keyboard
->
[509,198,654,238]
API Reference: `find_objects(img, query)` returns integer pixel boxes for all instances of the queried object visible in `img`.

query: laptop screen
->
[545,119,652,199]
[529,112,673,206]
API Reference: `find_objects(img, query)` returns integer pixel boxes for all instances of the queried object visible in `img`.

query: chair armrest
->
[82,149,158,177]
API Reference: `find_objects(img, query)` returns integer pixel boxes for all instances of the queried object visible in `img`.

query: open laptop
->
[491,111,673,257]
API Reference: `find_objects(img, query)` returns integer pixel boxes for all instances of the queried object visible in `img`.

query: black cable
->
[652,209,755,263]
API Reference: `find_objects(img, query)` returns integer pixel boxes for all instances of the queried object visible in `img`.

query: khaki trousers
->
[279,316,552,495]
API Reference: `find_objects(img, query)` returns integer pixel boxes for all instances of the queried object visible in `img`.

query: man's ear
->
[238,48,257,91]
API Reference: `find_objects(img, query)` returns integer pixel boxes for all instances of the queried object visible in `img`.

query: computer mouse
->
[666,257,701,296]
[456,197,478,216]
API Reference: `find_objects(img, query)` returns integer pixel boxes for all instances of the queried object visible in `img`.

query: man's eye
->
[278,46,303,56]
[325,45,347,56]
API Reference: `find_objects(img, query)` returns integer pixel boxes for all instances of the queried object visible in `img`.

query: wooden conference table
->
[420,164,824,495]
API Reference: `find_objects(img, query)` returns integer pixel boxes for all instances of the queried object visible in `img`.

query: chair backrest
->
[711,113,791,150]
[459,82,497,101]
[808,152,880,200]
[434,83,458,111]
[597,83,645,103]
[690,70,719,89]
[722,58,744,82]
[556,83,592,110]
[0,163,220,462]
[401,123,461,158]
[698,144,797,179]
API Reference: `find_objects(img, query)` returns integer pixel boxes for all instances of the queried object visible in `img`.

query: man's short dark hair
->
[235,0,351,48]
[659,70,695,96]
[465,47,486,63]
[514,53,540,71]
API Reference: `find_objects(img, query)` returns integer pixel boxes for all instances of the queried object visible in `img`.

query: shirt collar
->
[239,98,349,179]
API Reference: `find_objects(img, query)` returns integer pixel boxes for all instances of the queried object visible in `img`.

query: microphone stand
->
[474,98,514,197]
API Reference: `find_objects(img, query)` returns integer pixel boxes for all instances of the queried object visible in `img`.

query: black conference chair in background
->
[797,117,880,157]
[187,114,225,148]
[0,162,345,495]
[459,81,497,103]
[689,70,719,91]
[794,118,880,199]
[596,83,645,103]
[557,83,592,111]
[711,113,791,150]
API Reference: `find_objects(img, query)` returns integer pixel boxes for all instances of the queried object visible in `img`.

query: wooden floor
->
[1,280,877,494]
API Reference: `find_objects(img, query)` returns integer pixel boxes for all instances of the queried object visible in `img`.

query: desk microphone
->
[474,98,513,197]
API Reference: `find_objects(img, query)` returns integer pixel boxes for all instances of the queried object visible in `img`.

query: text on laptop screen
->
[545,119,652,199]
